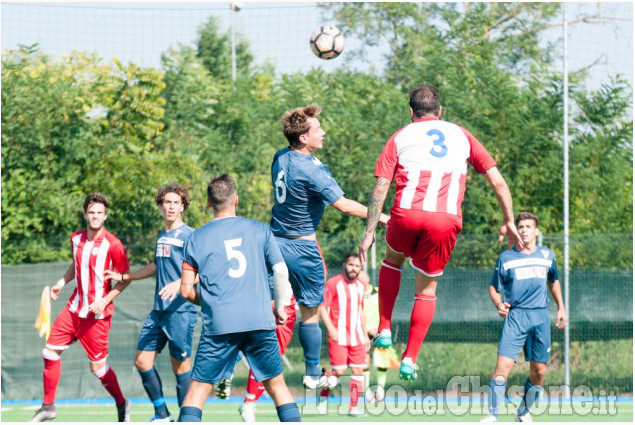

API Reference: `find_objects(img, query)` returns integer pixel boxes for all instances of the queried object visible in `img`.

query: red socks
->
[43,357,61,405]
[378,261,402,332]
[402,294,436,360]
[244,370,265,402]
[97,365,125,406]
[349,376,364,408]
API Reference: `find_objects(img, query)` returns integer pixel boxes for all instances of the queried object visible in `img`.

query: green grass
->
[2,400,631,422]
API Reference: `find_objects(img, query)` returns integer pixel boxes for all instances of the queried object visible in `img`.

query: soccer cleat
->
[347,406,366,417]
[303,367,339,389]
[316,396,328,415]
[117,399,131,422]
[370,329,392,349]
[238,401,256,422]
[29,405,57,422]
[480,414,498,422]
[215,379,232,399]
[514,413,533,422]
[375,386,386,401]
[149,414,174,422]
[399,357,418,382]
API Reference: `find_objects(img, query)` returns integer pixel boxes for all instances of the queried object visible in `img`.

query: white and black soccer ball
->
[309,25,345,60]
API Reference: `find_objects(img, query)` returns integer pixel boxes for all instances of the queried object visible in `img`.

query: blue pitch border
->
[3,396,633,406]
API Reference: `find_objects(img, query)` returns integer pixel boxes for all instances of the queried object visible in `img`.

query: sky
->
[1,1,632,89]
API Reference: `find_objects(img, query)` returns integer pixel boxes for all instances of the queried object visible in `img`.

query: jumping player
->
[177,174,300,422]
[318,253,369,417]
[106,183,196,422]
[30,192,132,422]
[358,85,523,381]
[481,212,566,423]
[272,104,389,389]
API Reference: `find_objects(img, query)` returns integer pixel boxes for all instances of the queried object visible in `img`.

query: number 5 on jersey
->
[224,238,247,278]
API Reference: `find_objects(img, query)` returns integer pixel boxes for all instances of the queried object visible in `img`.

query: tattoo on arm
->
[366,177,390,234]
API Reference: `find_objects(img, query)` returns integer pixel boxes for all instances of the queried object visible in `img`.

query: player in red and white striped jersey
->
[318,253,369,417]
[31,192,132,422]
[358,85,523,382]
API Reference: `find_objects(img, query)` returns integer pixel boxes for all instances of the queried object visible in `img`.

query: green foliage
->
[1,6,632,270]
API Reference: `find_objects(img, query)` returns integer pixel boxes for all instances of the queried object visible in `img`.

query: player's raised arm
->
[482,166,523,251]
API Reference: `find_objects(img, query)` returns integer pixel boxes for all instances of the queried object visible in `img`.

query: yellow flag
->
[34,286,51,340]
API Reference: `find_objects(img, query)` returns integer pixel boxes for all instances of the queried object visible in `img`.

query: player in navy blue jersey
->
[177,174,300,423]
[106,184,196,422]
[481,212,567,423]
[272,104,389,389]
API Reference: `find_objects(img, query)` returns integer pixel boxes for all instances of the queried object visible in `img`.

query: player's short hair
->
[344,252,360,263]
[155,183,191,210]
[207,173,237,210]
[409,85,440,118]
[280,104,322,148]
[515,211,539,227]
[83,192,109,212]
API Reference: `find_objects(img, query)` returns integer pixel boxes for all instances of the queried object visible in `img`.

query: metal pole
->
[562,2,571,399]
[230,2,242,82]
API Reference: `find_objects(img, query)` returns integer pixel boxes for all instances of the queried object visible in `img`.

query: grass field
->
[2,398,632,422]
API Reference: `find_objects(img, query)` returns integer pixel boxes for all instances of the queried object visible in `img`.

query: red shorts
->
[386,208,462,276]
[276,301,297,355]
[327,339,368,370]
[46,305,111,363]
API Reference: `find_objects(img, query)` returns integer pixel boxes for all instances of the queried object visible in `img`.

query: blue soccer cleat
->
[370,329,392,349]
[399,357,418,382]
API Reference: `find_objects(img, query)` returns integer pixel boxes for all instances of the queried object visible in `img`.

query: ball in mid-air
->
[309,25,344,60]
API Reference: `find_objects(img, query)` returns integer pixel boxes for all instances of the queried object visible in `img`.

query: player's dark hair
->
[409,85,441,118]
[515,211,539,227]
[280,103,322,148]
[344,252,360,263]
[83,192,109,212]
[207,173,237,210]
[155,183,191,210]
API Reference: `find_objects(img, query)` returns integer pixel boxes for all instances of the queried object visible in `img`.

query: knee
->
[42,348,61,361]
[92,363,109,378]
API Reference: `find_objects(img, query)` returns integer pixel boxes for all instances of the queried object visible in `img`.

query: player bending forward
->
[31,192,131,422]
[177,174,301,422]
[481,212,566,423]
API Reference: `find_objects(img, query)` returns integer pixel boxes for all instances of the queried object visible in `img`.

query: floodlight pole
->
[562,2,571,400]
[230,2,242,83]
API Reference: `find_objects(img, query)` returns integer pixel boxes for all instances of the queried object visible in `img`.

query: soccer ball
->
[309,25,345,60]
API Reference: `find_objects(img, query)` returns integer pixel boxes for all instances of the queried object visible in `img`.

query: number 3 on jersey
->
[275,170,287,203]
[427,129,447,158]
[224,238,247,278]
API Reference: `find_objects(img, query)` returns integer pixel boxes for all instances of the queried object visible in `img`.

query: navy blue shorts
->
[192,329,283,384]
[498,308,551,363]
[275,237,326,307]
[137,310,198,361]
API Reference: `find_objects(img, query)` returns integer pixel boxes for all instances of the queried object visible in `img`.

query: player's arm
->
[358,176,391,264]
[272,262,292,324]
[482,166,523,251]
[332,196,390,224]
[160,274,200,302]
[180,263,200,305]
[105,263,157,284]
[50,263,76,301]
[360,309,370,348]
[489,285,510,318]
[319,305,338,343]
[548,279,567,329]
[88,270,132,315]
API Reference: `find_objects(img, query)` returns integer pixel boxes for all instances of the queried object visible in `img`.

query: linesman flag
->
[34,285,51,340]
